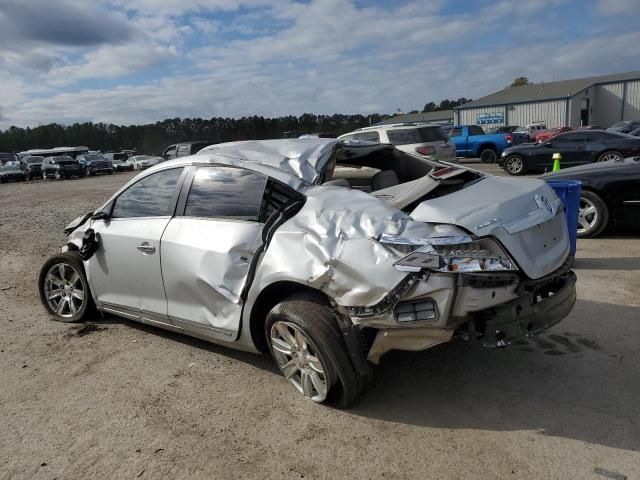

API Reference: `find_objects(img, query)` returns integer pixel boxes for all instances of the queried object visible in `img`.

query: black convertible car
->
[499,130,640,175]
[541,157,640,237]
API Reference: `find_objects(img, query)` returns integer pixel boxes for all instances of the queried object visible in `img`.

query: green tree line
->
[0,114,390,154]
[0,97,472,154]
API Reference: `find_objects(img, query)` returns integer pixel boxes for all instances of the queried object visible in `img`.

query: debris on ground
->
[65,323,106,338]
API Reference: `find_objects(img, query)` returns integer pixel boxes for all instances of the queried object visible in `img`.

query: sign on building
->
[477,112,504,125]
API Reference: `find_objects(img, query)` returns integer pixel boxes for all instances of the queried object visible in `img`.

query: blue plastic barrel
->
[545,180,582,256]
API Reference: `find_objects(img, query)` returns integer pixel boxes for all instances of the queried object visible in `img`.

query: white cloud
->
[1,0,640,129]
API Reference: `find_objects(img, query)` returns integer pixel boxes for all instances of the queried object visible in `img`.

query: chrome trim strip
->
[622,200,640,205]
[170,316,235,338]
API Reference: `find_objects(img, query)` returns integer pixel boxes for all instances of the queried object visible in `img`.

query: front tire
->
[504,154,526,175]
[480,148,497,163]
[38,252,95,322]
[266,292,361,408]
[597,150,623,162]
[577,190,609,238]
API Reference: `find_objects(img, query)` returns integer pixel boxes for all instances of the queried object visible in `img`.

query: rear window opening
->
[387,127,448,145]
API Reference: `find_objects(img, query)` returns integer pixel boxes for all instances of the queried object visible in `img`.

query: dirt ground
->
[1,170,639,480]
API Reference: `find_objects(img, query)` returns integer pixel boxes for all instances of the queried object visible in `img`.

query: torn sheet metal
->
[367,328,453,364]
[199,138,337,184]
[250,186,439,308]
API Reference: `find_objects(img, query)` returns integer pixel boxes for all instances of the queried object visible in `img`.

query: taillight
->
[416,146,436,156]
[504,134,512,144]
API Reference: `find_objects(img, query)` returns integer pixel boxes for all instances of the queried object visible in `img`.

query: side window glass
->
[386,129,420,145]
[164,146,177,159]
[355,131,380,142]
[112,168,183,218]
[177,145,190,157]
[450,128,462,137]
[184,166,267,221]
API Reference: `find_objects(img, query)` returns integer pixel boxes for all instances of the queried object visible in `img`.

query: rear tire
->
[480,148,498,164]
[38,252,95,323]
[577,190,609,238]
[504,154,526,175]
[597,150,623,162]
[265,292,361,408]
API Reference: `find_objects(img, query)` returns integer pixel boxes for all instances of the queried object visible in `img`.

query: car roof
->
[192,138,337,184]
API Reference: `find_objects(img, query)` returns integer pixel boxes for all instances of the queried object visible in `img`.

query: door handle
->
[137,243,156,254]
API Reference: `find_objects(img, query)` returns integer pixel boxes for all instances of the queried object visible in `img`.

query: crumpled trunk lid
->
[410,177,570,279]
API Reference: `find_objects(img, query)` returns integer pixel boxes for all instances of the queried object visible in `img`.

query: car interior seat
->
[371,170,399,191]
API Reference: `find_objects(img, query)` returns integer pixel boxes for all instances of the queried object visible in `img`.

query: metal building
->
[454,71,640,129]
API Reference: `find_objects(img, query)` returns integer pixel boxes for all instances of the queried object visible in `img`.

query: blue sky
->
[0,0,639,128]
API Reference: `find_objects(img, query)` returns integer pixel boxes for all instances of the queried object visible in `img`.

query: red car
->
[536,126,573,143]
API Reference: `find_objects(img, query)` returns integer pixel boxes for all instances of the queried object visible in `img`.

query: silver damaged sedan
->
[38,138,577,407]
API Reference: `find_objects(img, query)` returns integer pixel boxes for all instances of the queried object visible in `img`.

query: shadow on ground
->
[350,299,640,452]
[83,299,639,452]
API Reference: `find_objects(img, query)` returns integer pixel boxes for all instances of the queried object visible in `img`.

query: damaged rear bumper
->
[474,269,576,347]
[358,260,576,361]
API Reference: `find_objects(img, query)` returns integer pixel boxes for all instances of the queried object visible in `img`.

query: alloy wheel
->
[599,152,622,162]
[269,321,329,402]
[43,263,85,318]
[505,156,523,175]
[577,197,598,235]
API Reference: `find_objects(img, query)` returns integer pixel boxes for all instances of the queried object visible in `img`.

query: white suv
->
[514,122,547,142]
[338,123,457,162]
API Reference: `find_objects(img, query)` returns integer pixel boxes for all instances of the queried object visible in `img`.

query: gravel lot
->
[1,169,639,479]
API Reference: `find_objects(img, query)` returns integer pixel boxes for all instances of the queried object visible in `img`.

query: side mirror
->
[92,211,110,221]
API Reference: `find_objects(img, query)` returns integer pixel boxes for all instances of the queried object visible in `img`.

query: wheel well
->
[598,149,621,158]
[479,143,496,152]
[249,281,330,353]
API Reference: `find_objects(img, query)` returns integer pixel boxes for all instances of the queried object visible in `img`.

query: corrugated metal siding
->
[569,87,594,127]
[624,80,640,120]
[593,83,623,127]
[456,106,506,126]
[508,100,566,128]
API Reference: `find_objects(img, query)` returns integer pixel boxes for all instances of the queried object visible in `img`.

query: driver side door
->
[86,167,185,323]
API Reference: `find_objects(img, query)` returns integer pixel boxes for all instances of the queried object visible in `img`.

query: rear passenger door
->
[160,165,270,341]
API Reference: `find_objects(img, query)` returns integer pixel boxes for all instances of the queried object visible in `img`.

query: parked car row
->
[0,153,164,184]
[498,129,640,176]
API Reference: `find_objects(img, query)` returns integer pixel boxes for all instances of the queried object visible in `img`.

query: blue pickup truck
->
[449,125,513,163]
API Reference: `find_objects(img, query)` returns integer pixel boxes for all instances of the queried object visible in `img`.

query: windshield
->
[26,156,44,164]
[82,154,104,161]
